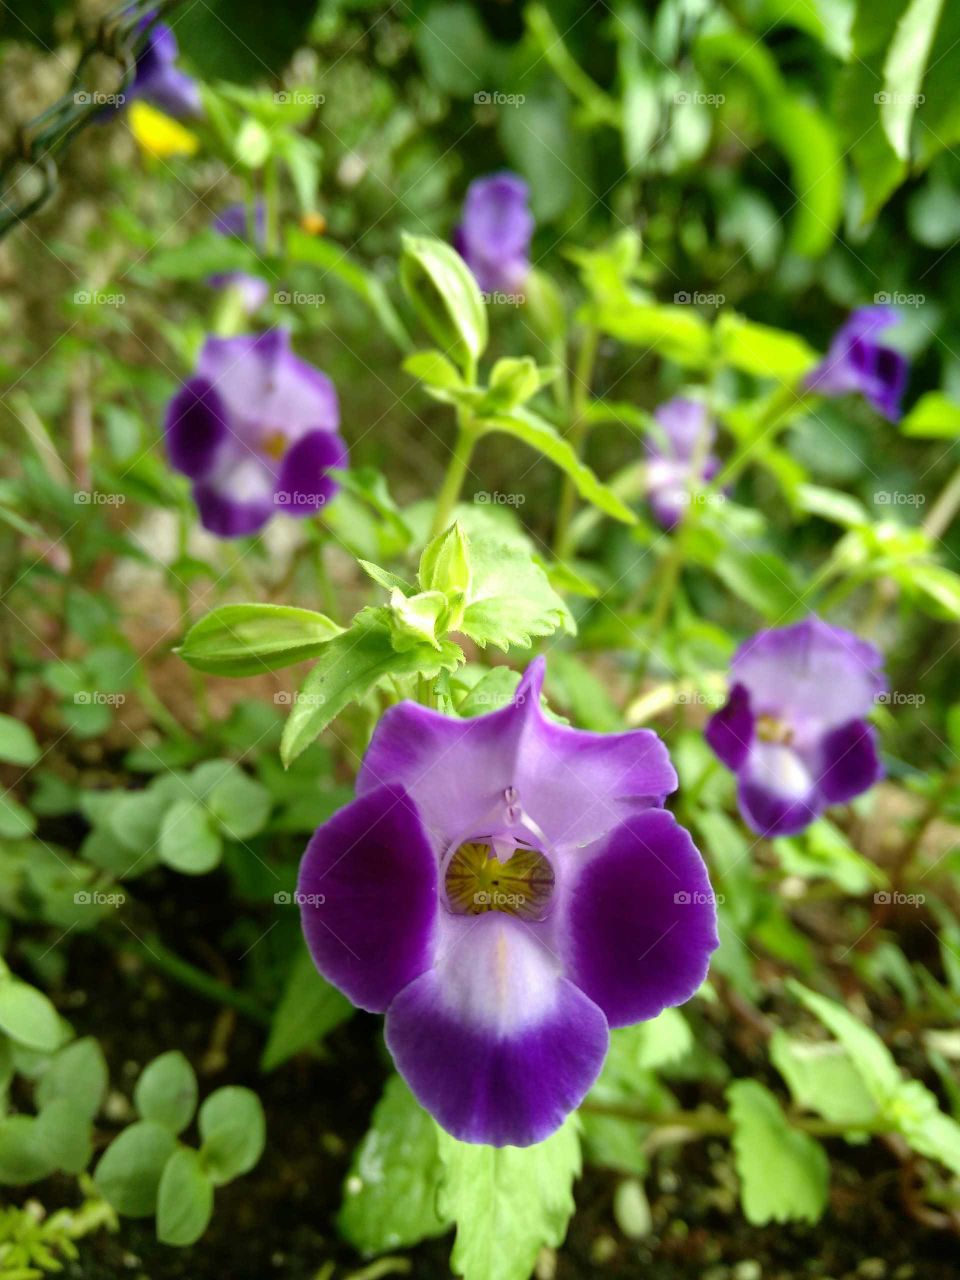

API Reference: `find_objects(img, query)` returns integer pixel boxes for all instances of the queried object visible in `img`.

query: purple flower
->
[706,617,886,838]
[126,17,201,118]
[165,329,347,538]
[209,202,269,313]
[645,398,720,530]
[297,658,718,1147]
[453,172,533,295]
[806,306,908,422]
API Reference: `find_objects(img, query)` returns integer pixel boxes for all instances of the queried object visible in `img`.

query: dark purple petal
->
[565,809,719,1027]
[275,429,348,516]
[738,739,819,835]
[212,201,266,246]
[455,172,533,295]
[385,914,608,1146]
[731,617,886,729]
[165,377,229,480]
[193,470,275,539]
[817,718,883,804]
[129,21,201,118]
[738,775,820,837]
[706,682,754,771]
[806,306,908,422]
[358,657,676,852]
[298,784,438,1013]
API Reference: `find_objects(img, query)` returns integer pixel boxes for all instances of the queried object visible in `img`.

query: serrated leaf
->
[179,604,341,677]
[459,534,574,651]
[770,1031,878,1127]
[339,1075,449,1254]
[437,1116,581,1280]
[727,1080,829,1224]
[787,980,902,1105]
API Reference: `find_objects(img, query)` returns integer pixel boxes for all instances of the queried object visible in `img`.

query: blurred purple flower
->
[645,398,720,530]
[126,16,201,118]
[297,657,718,1147]
[165,329,347,538]
[209,202,269,313]
[806,306,908,421]
[454,172,533,295]
[706,617,886,837]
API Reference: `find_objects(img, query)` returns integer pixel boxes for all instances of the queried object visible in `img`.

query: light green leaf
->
[35,1097,93,1174]
[0,1116,56,1185]
[339,1075,450,1254]
[179,604,342,677]
[0,981,63,1052]
[158,800,223,875]
[388,589,449,651]
[400,234,487,372]
[787,980,902,1105]
[419,522,471,598]
[0,791,36,837]
[199,1086,266,1186]
[903,563,960,620]
[458,666,522,717]
[403,349,465,390]
[0,714,40,766]
[770,1031,879,1127]
[880,0,944,159]
[437,1116,581,1280]
[901,391,960,438]
[727,1080,829,1224]
[135,1051,199,1135]
[36,1037,107,1119]
[460,534,574,651]
[157,1147,215,1246]
[795,484,868,528]
[206,768,272,840]
[636,1008,693,1070]
[716,314,819,382]
[261,949,352,1072]
[892,1080,960,1174]
[94,1120,178,1217]
[358,560,417,596]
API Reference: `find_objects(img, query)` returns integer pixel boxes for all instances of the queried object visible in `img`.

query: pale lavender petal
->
[454,172,533,295]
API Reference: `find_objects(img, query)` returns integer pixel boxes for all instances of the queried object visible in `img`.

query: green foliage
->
[261,950,352,1071]
[178,604,342,676]
[727,1081,830,1224]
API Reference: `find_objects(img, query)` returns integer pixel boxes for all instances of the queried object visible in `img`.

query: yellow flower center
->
[261,430,287,461]
[444,840,555,921]
[756,714,794,745]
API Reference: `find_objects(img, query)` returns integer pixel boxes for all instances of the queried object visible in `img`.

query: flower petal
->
[385,913,607,1146]
[298,784,438,1013]
[275,428,348,516]
[564,809,718,1027]
[165,377,229,480]
[705,682,754,771]
[193,453,277,539]
[738,740,819,836]
[817,718,883,804]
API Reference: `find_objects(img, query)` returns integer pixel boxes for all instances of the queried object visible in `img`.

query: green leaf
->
[437,1116,581,1280]
[157,1148,215,1247]
[787,980,902,1105]
[280,611,462,766]
[358,560,417,596]
[158,800,223,875]
[903,563,960,621]
[711,547,804,620]
[880,0,944,160]
[261,950,352,1072]
[636,1008,693,1070]
[892,1080,960,1175]
[460,533,574,651]
[206,769,272,841]
[590,296,712,366]
[0,791,36,838]
[727,1080,829,1224]
[770,1031,879,1127]
[94,1120,178,1217]
[36,1037,107,1119]
[716,314,819,382]
[403,349,465,390]
[135,1052,199,1136]
[0,980,63,1052]
[795,484,868,528]
[339,1075,449,1254]
[0,1116,56,1185]
[458,666,522,717]
[400,234,487,372]
[0,714,40,766]
[199,1086,266,1186]
[480,357,550,412]
[901,391,960,438]
[179,604,341,677]
[476,409,636,525]
[35,1097,93,1175]
[419,522,471,598]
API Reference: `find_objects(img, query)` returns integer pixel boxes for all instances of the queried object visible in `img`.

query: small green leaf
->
[0,714,40,766]
[158,800,223,875]
[199,1086,265,1185]
[339,1075,449,1254]
[0,981,63,1052]
[36,1037,108,1119]
[0,1116,56,1185]
[157,1148,215,1247]
[206,769,272,841]
[437,1116,581,1280]
[419,522,471,598]
[179,604,341,676]
[727,1080,829,1224]
[901,391,960,438]
[135,1051,199,1135]
[787,980,902,1105]
[261,950,352,1071]
[770,1031,878,1127]
[35,1097,93,1174]
[716,313,819,382]
[403,349,465,390]
[234,116,272,167]
[400,234,487,371]
[460,533,574,651]
[0,791,36,837]
[94,1120,178,1217]
[481,356,547,411]
[388,589,449,651]
[458,667,522,717]
[358,560,417,596]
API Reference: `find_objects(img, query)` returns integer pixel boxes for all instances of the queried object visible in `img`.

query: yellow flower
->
[129,101,200,158]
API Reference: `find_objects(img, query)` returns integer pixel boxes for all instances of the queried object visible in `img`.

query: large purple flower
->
[806,306,908,422]
[453,172,533,295]
[706,617,886,838]
[646,398,721,530]
[297,658,718,1147]
[209,202,269,313]
[126,16,201,118]
[165,329,347,538]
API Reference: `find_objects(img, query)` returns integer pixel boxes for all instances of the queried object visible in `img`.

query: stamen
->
[444,838,555,921]
[261,429,287,460]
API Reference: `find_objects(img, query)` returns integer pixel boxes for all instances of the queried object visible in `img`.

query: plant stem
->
[580,1100,886,1139]
[120,933,270,1025]
[430,412,480,539]
[923,460,960,542]
[553,326,599,560]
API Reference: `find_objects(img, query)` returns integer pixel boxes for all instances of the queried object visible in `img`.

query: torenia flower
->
[806,306,908,422]
[297,658,718,1147]
[453,172,533,295]
[706,617,886,837]
[209,203,269,313]
[127,16,201,118]
[165,330,347,538]
[645,398,720,530]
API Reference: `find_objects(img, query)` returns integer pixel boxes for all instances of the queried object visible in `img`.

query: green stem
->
[120,933,270,1026]
[553,326,599,560]
[579,1100,887,1139]
[263,155,280,256]
[430,413,481,538]
[174,506,211,735]
[923,460,960,543]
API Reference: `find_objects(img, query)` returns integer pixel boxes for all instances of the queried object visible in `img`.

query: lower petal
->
[275,429,348,516]
[738,740,819,836]
[385,914,607,1146]
[165,377,229,479]
[818,718,882,804]
[193,453,277,539]
[564,809,719,1028]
